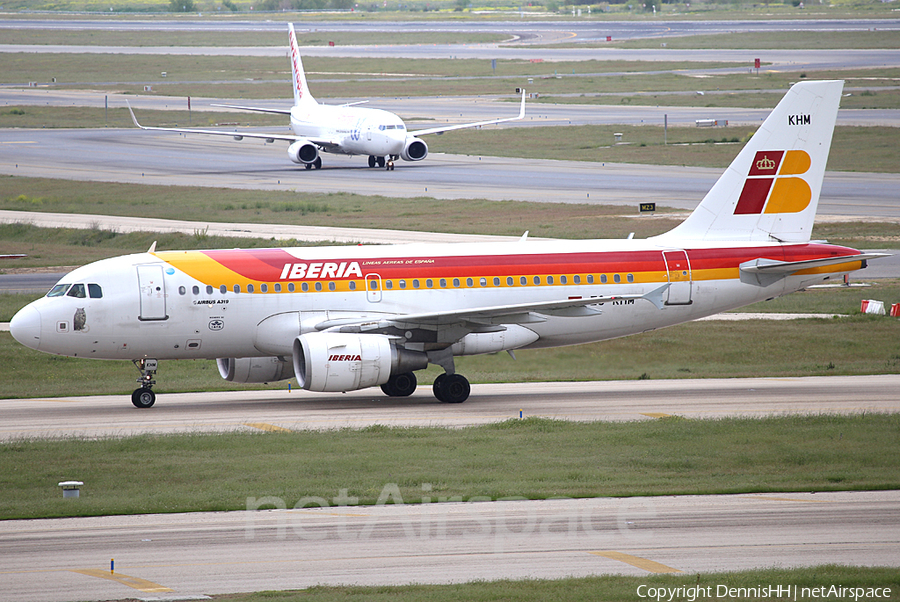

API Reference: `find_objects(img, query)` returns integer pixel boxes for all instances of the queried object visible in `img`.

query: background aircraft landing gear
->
[131,358,158,408]
[432,373,470,403]
[381,372,417,397]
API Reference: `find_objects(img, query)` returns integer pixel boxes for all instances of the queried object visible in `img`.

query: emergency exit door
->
[662,250,693,306]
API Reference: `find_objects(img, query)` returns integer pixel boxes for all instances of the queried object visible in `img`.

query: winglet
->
[125,100,146,130]
[147,241,157,254]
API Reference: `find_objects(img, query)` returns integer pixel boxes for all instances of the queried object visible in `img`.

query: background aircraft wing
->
[408,90,526,137]
[211,103,293,115]
[127,101,331,145]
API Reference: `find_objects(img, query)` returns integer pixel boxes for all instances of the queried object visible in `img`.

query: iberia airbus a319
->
[11,80,886,407]
[128,23,526,171]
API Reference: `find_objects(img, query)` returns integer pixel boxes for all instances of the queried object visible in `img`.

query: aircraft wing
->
[211,103,293,115]
[740,253,890,274]
[408,90,526,137]
[317,285,668,337]
[126,101,328,145]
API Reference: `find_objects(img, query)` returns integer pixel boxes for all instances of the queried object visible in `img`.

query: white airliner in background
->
[128,23,526,171]
[12,80,885,407]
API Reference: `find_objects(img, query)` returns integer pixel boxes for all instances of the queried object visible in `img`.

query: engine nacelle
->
[400,136,428,162]
[217,356,294,383]
[287,139,319,165]
[293,332,427,393]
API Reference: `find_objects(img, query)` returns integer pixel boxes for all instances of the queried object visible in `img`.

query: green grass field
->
[3,413,899,520]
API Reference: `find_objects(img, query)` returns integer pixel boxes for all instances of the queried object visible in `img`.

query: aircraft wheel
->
[313,157,322,169]
[131,387,156,408]
[380,372,417,397]
[376,156,386,168]
[368,155,377,168]
[438,374,470,403]
[305,163,313,170]
[387,160,395,171]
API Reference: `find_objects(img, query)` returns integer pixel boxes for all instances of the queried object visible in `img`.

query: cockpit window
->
[88,283,103,298]
[47,284,70,297]
[67,284,87,298]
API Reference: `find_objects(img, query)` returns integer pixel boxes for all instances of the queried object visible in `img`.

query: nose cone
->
[10,304,41,350]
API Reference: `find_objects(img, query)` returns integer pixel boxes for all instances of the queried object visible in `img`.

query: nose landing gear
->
[131,358,158,408]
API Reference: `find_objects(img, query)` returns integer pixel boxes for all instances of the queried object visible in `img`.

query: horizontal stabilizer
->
[740,253,889,274]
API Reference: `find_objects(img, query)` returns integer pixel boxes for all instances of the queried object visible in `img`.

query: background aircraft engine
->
[400,137,428,162]
[217,357,294,383]
[287,140,319,164]
[293,332,427,393]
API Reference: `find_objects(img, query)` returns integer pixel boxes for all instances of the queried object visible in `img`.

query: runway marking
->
[640,412,672,418]
[244,422,292,432]
[589,551,682,573]
[71,568,173,593]
[0,141,37,144]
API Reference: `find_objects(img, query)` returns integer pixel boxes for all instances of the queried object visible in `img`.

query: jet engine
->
[217,356,294,383]
[287,140,319,165]
[400,137,428,162]
[293,332,427,393]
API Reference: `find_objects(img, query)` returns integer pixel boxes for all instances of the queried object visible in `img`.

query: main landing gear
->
[379,371,471,403]
[368,155,396,171]
[131,358,158,408]
[304,157,323,170]
[381,371,417,397]
[432,373,470,403]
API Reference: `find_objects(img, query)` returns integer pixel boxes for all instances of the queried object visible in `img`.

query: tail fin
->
[657,80,843,244]
[288,23,316,107]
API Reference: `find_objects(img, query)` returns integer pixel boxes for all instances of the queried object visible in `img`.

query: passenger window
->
[275,283,282,292]
[179,286,186,296]
[614,274,621,283]
[67,284,87,298]
[47,284,70,297]
[547,276,554,285]
[301,283,309,292]
[399,280,407,289]
[413,279,420,289]
[440,279,447,288]
[261,284,268,293]
[573,275,581,284]
[560,275,567,285]
[248,284,255,293]
[587,275,595,284]
[206,285,213,294]
[481,278,487,287]
[88,284,103,298]
[627,274,634,283]
[349,282,356,291]
[385,280,393,290]
[520,276,527,285]
[601,275,608,284]
[426,279,433,288]
[315,282,322,292]
[329,282,336,291]
[233,285,241,294]
[193,285,200,295]
[506,277,513,286]
[288,283,295,292]
[219,285,227,294]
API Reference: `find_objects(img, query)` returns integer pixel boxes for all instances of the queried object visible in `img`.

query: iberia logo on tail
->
[734,150,812,215]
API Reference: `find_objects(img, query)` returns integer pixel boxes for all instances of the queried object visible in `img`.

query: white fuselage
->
[290,104,407,157]
[10,238,860,363]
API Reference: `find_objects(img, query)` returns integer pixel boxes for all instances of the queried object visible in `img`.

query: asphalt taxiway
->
[2,375,898,440]
[2,491,898,602]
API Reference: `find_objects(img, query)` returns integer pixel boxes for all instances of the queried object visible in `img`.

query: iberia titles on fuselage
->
[9,80,887,407]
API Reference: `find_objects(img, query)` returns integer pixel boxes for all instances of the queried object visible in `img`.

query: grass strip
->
[1,413,898,520]
[198,567,900,602]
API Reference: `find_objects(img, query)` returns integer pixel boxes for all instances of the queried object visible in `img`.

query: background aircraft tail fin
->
[656,80,843,244]
[288,23,316,107]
